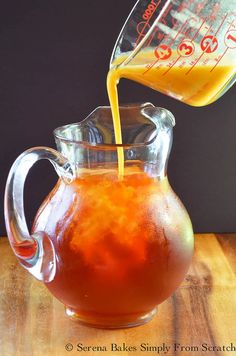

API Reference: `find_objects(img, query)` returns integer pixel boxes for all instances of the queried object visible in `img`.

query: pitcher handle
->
[4,147,73,282]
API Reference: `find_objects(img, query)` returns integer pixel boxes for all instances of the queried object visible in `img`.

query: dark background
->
[1,0,236,235]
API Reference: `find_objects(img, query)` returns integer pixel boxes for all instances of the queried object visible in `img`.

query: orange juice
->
[107,50,235,175]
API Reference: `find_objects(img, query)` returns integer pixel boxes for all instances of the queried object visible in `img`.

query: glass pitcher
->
[4,104,194,329]
[110,0,236,106]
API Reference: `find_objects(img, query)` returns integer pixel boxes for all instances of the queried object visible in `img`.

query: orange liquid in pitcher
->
[32,169,193,325]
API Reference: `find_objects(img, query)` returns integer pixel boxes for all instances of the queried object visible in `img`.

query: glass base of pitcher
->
[65,307,158,329]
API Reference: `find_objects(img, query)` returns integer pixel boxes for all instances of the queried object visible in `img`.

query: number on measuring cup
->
[154,45,172,60]
[177,40,195,57]
[200,35,218,53]
[142,0,158,21]
[224,30,236,48]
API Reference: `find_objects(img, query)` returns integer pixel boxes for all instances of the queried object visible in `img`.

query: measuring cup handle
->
[4,147,73,282]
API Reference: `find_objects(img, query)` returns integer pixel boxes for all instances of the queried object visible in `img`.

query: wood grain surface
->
[0,234,236,356]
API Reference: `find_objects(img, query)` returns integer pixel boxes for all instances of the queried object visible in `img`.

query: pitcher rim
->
[53,123,158,150]
[53,104,174,150]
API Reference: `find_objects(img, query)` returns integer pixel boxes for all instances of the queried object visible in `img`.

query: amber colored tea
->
[32,168,193,326]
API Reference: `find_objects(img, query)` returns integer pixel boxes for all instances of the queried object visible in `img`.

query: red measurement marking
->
[135,22,151,47]
[176,2,188,16]
[143,43,172,75]
[143,0,160,20]
[161,2,173,22]
[143,59,159,74]
[168,18,189,47]
[136,22,151,36]
[154,44,172,60]
[162,41,195,76]
[224,29,236,48]
[211,21,236,72]
[161,17,205,77]
[181,17,198,38]
[178,40,195,57]
[163,55,181,75]
[210,47,229,72]
[145,3,174,48]
[143,17,190,75]
[185,37,212,75]
[185,44,210,75]
[186,13,228,75]
[144,14,205,77]
[208,3,220,23]
[191,18,207,41]
[225,19,236,33]
[135,0,161,47]
[200,35,218,53]
[146,27,158,47]
[215,13,228,36]
[194,0,208,15]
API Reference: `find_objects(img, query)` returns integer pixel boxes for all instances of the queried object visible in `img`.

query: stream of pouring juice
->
[107,50,235,176]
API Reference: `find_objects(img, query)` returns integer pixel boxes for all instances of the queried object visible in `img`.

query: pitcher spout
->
[141,106,175,131]
[53,103,175,178]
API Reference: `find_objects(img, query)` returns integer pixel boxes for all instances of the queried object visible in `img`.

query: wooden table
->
[0,234,236,356]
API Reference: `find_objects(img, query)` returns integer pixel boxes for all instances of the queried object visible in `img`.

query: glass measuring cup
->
[110,0,236,106]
